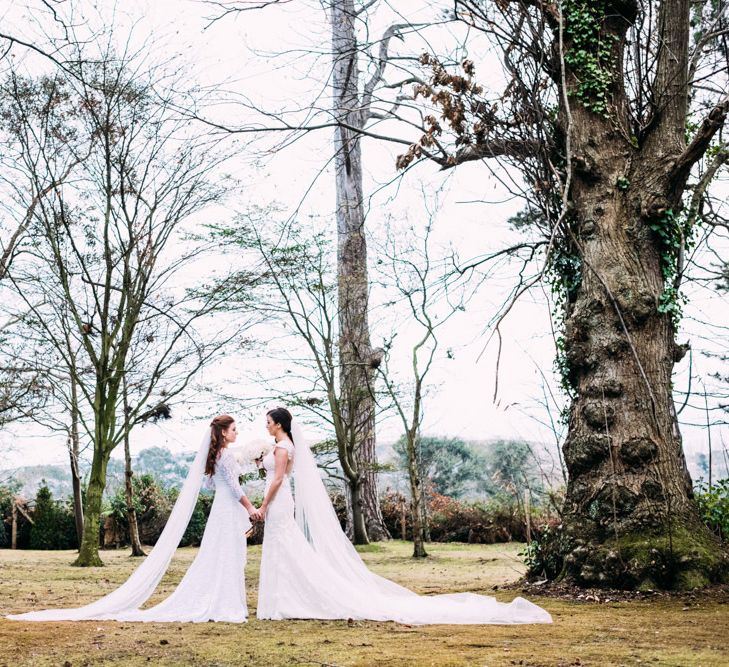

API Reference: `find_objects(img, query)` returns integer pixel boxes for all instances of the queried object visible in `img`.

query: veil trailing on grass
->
[287,419,553,624]
[7,428,212,622]
[291,420,413,596]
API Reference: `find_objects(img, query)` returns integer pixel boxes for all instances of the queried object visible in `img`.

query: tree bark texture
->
[74,376,121,566]
[74,446,108,567]
[123,427,145,557]
[68,375,84,548]
[405,430,428,557]
[553,0,729,589]
[331,0,389,543]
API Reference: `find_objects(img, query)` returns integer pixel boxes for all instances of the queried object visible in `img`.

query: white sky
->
[1,0,727,481]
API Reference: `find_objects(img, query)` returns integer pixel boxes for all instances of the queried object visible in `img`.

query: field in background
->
[1,541,727,666]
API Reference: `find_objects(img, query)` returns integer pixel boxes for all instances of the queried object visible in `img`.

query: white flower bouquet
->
[235,438,274,478]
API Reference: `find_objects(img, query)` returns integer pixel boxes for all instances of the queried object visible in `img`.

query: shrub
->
[519,519,565,580]
[379,489,547,544]
[695,478,729,542]
[101,476,267,549]
[29,481,77,550]
[379,489,410,539]
[179,494,213,547]
[103,474,172,548]
[428,492,523,543]
[0,485,13,548]
[0,482,33,548]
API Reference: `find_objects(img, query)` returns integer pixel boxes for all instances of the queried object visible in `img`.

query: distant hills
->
[0,446,197,501]
[1,439,722,503]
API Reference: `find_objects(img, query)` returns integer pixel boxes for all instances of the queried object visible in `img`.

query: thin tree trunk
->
[420,482,431,542]
[405,430,427,557]
[123,437,145,557]
[400,497,407,540]
[123,377,145,557]
[68,374,84,548]
[11,501,17,550]
[331,0,389,543]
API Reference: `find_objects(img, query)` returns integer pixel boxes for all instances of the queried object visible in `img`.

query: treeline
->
[1,474,561,551]
[3,445,725,557]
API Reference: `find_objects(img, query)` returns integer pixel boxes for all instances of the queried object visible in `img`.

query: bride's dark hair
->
[206,414,235,476]
[267,407,294,445]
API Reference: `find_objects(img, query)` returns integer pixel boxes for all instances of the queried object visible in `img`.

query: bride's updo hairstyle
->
[267,407,294,446]
[206,414,235,476]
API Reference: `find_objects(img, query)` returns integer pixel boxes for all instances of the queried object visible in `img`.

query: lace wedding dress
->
[8,443,251,623]
[256,436,552,625]
[114,448,251,622]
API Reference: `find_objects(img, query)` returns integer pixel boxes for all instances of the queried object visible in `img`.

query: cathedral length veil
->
[7,428,212,622]
[289,420,553,624]
[292,421,413,596]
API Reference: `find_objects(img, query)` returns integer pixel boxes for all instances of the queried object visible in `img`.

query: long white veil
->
[287,420,552,625]
[7,427,212,621]
[290,420,414,597]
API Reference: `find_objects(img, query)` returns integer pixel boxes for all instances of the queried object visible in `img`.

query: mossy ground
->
[1,541,727,666]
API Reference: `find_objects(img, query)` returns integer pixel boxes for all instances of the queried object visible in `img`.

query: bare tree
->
[373,216,475,557]
[187,0,449,542]
[1,45,238,566]
[395,0,729,588]
[328,0,417,542]
[206,213,394,543]
[0,1,85,435]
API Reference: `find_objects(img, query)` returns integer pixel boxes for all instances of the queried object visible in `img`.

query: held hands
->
[240,496,264,522]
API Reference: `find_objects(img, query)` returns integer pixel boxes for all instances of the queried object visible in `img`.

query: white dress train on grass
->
[7,442,251,623]
[256,434,552,625]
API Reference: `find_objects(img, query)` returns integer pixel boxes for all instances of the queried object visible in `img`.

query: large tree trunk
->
[553,0,728,589]
[331,0,389,543]
[74,447,108,567]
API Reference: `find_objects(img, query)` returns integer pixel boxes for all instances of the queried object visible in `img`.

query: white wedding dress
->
[7,445,251,623]
[257,439,552,624]
[114,448,251,622]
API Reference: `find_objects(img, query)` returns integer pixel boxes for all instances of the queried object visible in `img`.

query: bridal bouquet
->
[236,438,274,478]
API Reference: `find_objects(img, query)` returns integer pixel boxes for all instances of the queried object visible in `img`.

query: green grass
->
[0,541,727,666]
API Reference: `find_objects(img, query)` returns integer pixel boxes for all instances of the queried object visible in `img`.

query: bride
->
[7,414,258,623]
[256,407,551,624]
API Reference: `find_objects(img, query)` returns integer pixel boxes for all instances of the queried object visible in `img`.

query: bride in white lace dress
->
[7,415,258,623]
[256,407,552,625]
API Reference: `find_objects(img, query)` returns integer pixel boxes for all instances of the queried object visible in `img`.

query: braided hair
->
[266,407,294,446]
[205,414,235,476]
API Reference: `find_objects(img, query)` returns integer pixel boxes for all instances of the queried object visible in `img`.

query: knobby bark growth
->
[401,0,729,589]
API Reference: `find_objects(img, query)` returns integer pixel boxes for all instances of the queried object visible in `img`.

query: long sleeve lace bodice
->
[203,449,246,502]
[217,449,246,501]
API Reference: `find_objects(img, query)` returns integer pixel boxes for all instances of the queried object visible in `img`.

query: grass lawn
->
[0,541,727,666]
